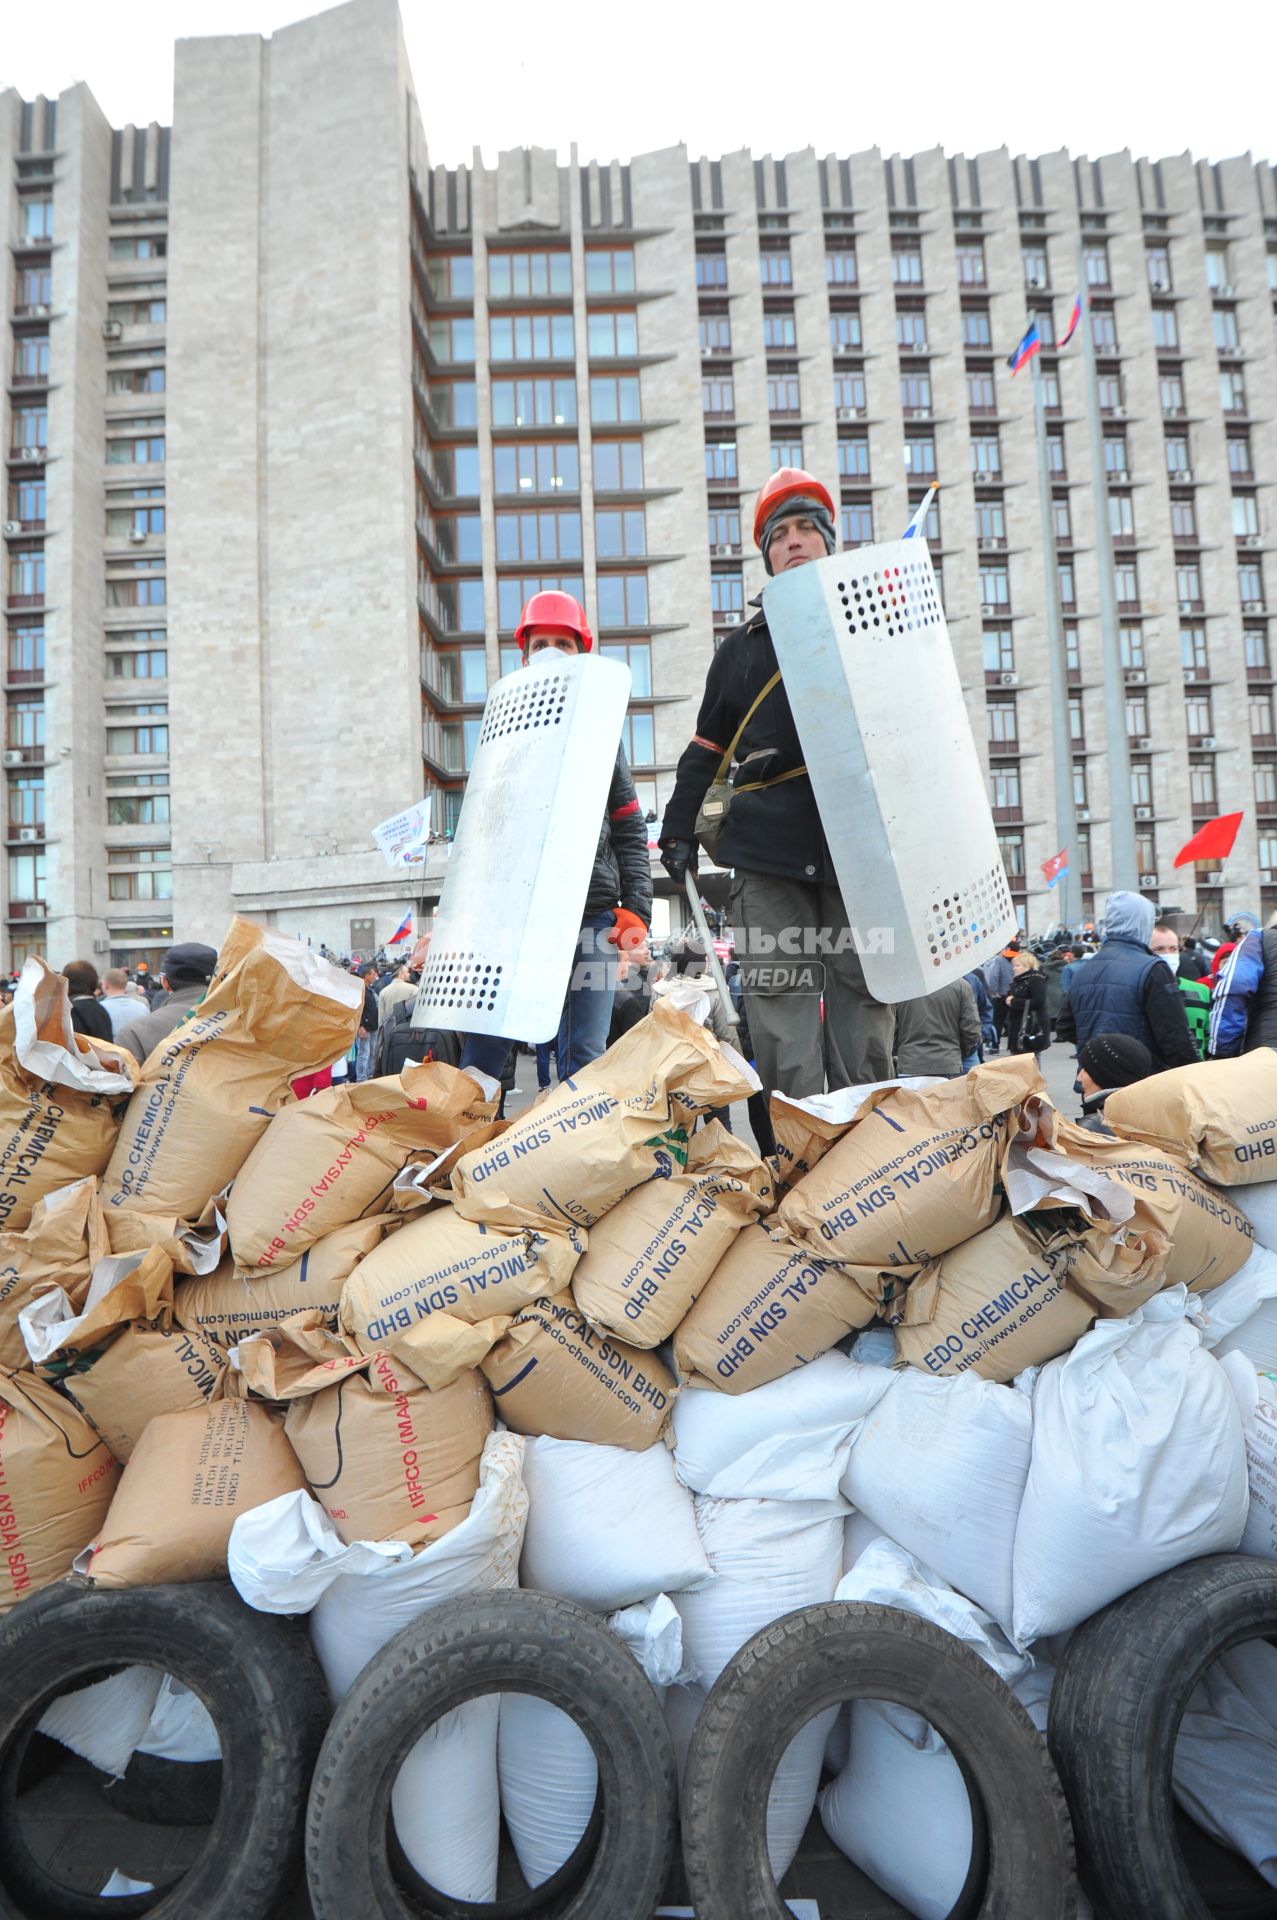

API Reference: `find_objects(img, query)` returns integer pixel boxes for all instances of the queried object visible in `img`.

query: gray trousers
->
[731,868,895,1100]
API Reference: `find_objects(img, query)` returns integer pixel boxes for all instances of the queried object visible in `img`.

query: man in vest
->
[1149,921,1210,1060]
[1056,890,1196,1072]
[658,467,894,1102]
[1208,910,1277,1057]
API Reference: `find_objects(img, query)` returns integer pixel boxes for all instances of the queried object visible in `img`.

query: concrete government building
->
[3,0,1276,969]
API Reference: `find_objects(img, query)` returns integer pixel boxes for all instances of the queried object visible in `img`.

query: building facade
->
[4,0,1277,967]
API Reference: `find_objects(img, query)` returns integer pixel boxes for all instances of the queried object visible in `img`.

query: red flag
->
[1040,848,1069,886]
[1173,811,1244,869]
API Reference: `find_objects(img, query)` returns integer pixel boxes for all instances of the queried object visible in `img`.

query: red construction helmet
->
[752,467,836,551]
[514,589,594,654]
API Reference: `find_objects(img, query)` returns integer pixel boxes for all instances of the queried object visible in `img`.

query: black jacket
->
[1005,971,1048,1051]
[586,746,653,921]
[660,602,833,884]
[70,995,114,1044]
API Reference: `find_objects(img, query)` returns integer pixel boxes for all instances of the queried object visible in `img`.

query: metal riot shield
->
[762,539,1017,1001]
[412,652,631,1041]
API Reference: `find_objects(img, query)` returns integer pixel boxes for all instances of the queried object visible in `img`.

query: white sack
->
[1197,1242,1277,1365]
[840,1370,1031,1635]
[1173,1639,1277,1887]
[1012,1288,1249,1644]
[1219,1354,1277,1560]
[37,1667,164,1778]
[519,1437,710,1612]
[136,1676,221,1763]
[671,1351,892,1502]
[1222,1179,1277,1250]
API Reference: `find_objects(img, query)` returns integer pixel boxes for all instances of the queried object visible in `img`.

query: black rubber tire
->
[681,1601,1077,1920]
[1049,1552,1277,1920]
[102,1751,223,1827]
[305,1589,677,1920]
[0,1577,330,1919]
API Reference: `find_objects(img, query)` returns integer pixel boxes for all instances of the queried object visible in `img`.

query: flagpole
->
[1077,245,1139,893]
[1030,350,1077,930]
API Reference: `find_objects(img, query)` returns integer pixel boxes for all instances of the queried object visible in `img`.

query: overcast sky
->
[4,0,1273,172]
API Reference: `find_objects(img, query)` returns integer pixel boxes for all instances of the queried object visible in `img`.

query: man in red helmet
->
[458,590,652,1084]
[659,468,894,1101]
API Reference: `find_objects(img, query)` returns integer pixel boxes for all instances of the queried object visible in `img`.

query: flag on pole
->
[1041,848,1070,888]
[388,910,413,944]
[1173,811,1244,869]
[901,483,938,541]
[1057,293,1084,348]
[1007,322,1041,375]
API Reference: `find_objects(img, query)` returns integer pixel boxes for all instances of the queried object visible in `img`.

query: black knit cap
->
[1077,1032,1153,1090]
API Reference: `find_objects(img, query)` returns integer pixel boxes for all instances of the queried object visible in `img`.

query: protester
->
[893,978,981,1080]
[1149,922,1210,1060]
[659,467,894,1102]
[982,938,1021,1051]
[1040,945,1076,1039]
[98,966,147,1040]
[1056,891,1196,1072]
[1208,908,1277,1057]
[963,966,997,1061]
[60,961,114,1044]
[1005,951,1049,1057]
[119,942,218,1065]
[352,966,380,1082]
[1075,1032,1155,1132]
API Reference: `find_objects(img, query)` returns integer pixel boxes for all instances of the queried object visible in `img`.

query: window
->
[106,500,165,536]
[1228,437,1253,478]
[901,372,932,414]
[1083,243,1110,288]
[701,376,735,418]
[1151,308,1179,351]
[1022,244,1049,287]
[910,493,941,542]
[7,551,45,600]
[587,311,639,358]
[1221,370,1247,415]
[425,254,473,300]
[491,441,578,496]
[108,366,165,395]
[620,711,655,767]
[695,251,727,289]
[1164,436,1189,475]
[11,407,47,451]
[1185,695,1214,738]
[12,336,48,382]
[489,313,574,360]
[1119,625,1145,670]
[1234,494,1261,538]
[895,310,927,352]
[1214,308,1241,354]
[825,246,857,286]
[494,509,581,563]
[979,565,1009,609]
[759,252,792,287]
[998,832,1026,878]
[22,202,53,242]
[699,313,731,352]
[495,573,584,629]
[592,376,642,424]
[106,575,166,608]
[828,311,861,352]
[767,375,800,416]
[1205,247,1230,291]
[1103,436,1129,476]
[1059,561,1076,607]
[593,440,643,491]
[107,792,170,826]
[110,234,167,262]
[8,625,44,677]
[966,371,995,414]
[425,380,479,429]
[983,629,1014,674]
[584,249,634,294]
[1160,373,1185,415]
[107,435,164,464]
[1130,762,1153,809]
[595,509,646,559]
[7,700,44,750]
[8,778,43,829]
[841,500,873,544]
[1256,763,1277,809]
[891,245,923,286]
[1246,629,1270,672]
[8,851,45,902]
[1116,560,1140,606]
[765,312,798,350]
[705,441,737,483]
[955,242,986,286]
[904,435,935,477]
[421,574,485,633]
[490,379,574,429]
[1109,493,1135,540]
[108,298,166,325]
[106,721,168,755]
[976,499,1006,542]
[834,372,866,413]
[770,438,803,470]
[108,863,173,902]
[988,767,1021,811]
[595,641,652,697]
[970,435,1001,478]
[707,509,741,549]
[1146,246,1171,290]
[1240,560,1266,605]
[1098,373,1125,412]
[1046,434,1065,474]
[1260,832,1277,871]
[1065,626,1081,675]
[1190,761,1217,810]
[987,701,1018,747]
[107,648,167,679]
[596,573,649,627]
[837,437,870,480]
[710,574,744,623]
[488,251,572,298]
[14,265,51,309]
[961,308,992,349]
[426,317,475,363]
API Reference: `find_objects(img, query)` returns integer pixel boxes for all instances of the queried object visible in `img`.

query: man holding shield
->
[659,468,894,1100]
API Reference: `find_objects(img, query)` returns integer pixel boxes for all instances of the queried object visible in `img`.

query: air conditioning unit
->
[2,521,20,536]
[92,937,109,955]
[1076,807,1090,822]
[33,304,50,318]
[998,671,1019,687]
[19,448,44,462]
[17,828,36,843]
[1183,665,1199,681]
[1114,406,1128,418]
[127,528,147,545]
[1170,469,1193,483]
[1201,735,1218,749]
[102,320,122,339]
[1135,805,1154,820]
[1151,279,1169,293]
[1243,600,1267,613]
[1217,284,1236,298]
[710,543,732,556]
[2,751,23,768]
[1244,534,1262,547]
[1132,736,1152,751]
[1178,599,1196,613]
[1139,871,1159,886]
[1109,469,1131,484]
[1197,870,1224,885]
[1124,668,1146,684]
[978,535,1005,551]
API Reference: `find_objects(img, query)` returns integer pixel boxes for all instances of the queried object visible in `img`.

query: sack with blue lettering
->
[480,1290,676,1450]
[175,1215,401,1350]
[451,998,759,1235]
[1104,1048,1277,1187]
[0,1175,110,1373]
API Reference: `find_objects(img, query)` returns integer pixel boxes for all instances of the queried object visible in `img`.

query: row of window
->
[428,310,643,365]
[417,569,651,635]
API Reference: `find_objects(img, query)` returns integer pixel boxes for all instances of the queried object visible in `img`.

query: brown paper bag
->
[1104,1050,1277,1187]
[673,1219,879,1394]
[231,1313,371,1401]
[0,961,136,1234]
[770,1091,862,1197]
[32,1246,175,1364]
[890,1211,1166,1384]
[174,1215,400,1349]
[0,1370,120,1610]
[480,1291,675,1449]
[226,1064,500,1273]
[104,1186,229,1276]
[451,999,757,1233]
[572,1122,772,1347]
[100,918,364,1221]
[0,1178,110,1372]
[79,1398,308,1586]
[339,1206,584,1350]
[776,1057,1044,1271]
[283,1352,492,1548]
[60,1324,227,1461]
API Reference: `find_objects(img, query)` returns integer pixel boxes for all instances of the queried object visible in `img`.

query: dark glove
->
[659,839,696,885]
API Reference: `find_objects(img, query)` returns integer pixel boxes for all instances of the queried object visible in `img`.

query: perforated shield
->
[412,653,632,1041]
[762,539,1016,1001]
